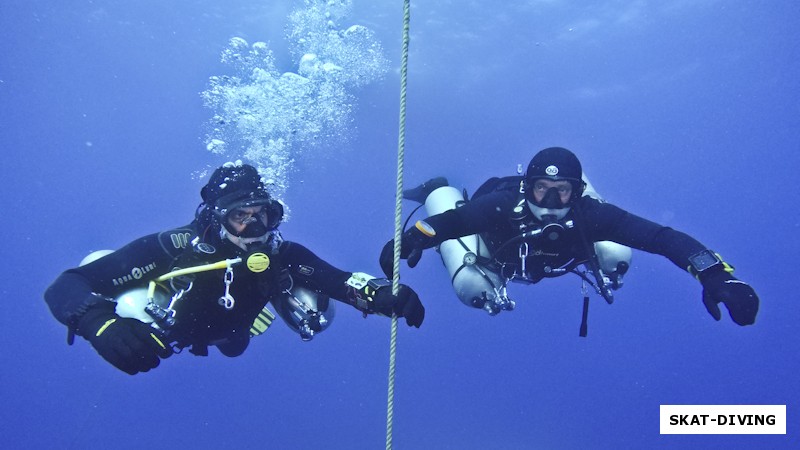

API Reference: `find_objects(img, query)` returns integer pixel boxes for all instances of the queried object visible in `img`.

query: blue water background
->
[1,1,798,449]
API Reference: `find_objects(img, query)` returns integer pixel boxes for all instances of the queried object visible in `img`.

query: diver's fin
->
[403,177,449,203]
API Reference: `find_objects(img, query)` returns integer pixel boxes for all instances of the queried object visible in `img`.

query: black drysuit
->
[422,184,709,282]
[45,224,356,354]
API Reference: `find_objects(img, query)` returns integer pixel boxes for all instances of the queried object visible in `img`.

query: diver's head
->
[524,147,586,221]
[201,162,284,249]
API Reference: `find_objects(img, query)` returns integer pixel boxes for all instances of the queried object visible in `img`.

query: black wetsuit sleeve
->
[581,198,707,271]
[44,226,195,327]
[279,241,353,301]
[422,190,517,246]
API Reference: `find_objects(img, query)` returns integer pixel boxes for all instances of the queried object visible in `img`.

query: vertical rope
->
[386,1,411,449]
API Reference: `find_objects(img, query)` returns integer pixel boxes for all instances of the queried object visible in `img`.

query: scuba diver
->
[380,147,758,333]
[45,162,424,375]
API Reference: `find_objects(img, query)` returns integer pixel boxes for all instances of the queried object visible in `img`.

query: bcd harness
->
[410,175,627,336]
[114,236,280,354]
[487,179,620,336]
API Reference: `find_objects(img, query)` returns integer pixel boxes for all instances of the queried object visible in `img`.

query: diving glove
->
[379,221,436,278]
[346,273,425,328]
[76,303,173,374]
[699,269,759,326]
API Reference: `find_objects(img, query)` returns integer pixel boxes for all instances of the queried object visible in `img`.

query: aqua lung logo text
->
[112,262,157,287]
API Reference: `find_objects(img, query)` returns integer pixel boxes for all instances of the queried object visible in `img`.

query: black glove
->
[376,283,425,328]
[700,270,759,326]
[350,277,425,328]
[76,304,173,374]
[379,225,432,278]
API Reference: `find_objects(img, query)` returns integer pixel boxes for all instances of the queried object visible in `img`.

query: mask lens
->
[228,207,268,226]
[540,187,564,208]
[527,180,569,206]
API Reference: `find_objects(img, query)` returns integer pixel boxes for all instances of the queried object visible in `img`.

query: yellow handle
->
[146,257,242,300]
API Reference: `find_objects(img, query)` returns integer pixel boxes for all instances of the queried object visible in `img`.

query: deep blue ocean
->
[2,1,798,449]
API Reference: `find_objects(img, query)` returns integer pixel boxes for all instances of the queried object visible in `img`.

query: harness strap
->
[579,281,590,337]
[571,203,614,304]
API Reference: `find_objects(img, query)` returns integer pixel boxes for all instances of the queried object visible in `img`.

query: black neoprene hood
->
[525,147,583,183]
[201,163,271,210]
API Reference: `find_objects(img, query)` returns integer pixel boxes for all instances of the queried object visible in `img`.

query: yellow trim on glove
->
[149,333,167,349]
[95,318,117,337]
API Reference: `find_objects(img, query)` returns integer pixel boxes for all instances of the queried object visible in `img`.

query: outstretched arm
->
[280,241,425,327]
[586,200,759,325]
[43,228,191,374]
[379,190,517,276]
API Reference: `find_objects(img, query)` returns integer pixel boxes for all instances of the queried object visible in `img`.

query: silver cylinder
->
[424,186,507,310]
[272,285,335,341]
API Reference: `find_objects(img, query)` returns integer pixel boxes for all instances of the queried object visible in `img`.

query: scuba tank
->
[425,173,632,316]
[423,186,514,315]
[79,250,174,327]
[271,283,335,341]
[582,176,632,290]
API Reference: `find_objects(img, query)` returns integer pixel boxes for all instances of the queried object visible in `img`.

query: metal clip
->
[218,265,235,310]
[518,242,529,275]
